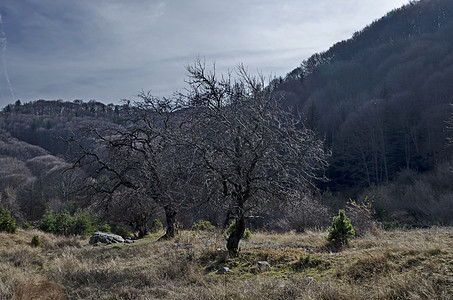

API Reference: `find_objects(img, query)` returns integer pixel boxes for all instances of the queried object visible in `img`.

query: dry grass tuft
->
[154,248,203,283]
[14,276,66,300]
[0,264,29,300]
[250,230,327,250]
[338,249,394,283]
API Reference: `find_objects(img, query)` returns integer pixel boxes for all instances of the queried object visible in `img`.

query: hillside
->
[0,100,124,225]
[1,227,452,299]
[279,0,453,186]
[276,0,453,225]
[0,129,89,222]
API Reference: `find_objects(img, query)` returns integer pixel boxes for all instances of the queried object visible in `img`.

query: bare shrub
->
[346,198,380,236]
[364,162,453,227]
[274,196,330,232]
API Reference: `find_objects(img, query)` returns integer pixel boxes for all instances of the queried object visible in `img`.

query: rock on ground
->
[89,231,125,244]
[217,267,230,274]
[257,261,271,271]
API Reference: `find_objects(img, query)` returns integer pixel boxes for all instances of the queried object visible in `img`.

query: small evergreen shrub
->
[31,235,42,247]
[39,209,110,236]
[299,254,311,266]
[327,209,355,245]
[0,207,18,234]
[39,211,56,233]
[150,219,164,233]
[192,220,215,231]
[95,222,111,233]
[243,228,252,240]
[72,212,94,235]
[224,221,252,240]
[55,210,73,235]
[22,220,32,230]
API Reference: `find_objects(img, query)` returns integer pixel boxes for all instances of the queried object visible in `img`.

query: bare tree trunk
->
[227,215,246,254]
[223,210,233,229]
[159,205,177,240]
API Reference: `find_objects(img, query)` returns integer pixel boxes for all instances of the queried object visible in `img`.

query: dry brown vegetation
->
[1,227,453,299]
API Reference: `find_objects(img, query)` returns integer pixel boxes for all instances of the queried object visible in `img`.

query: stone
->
[304,276,314,284]
[124,239,135,244]
[217,267,230,274]
[257,261,271,271]
[89,231,125,244]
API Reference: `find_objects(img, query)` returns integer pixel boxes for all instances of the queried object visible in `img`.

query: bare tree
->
[184,61,330,253]
[71,95,198,239]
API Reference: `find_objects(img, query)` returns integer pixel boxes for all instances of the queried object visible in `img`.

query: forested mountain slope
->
[0,129,78,221]
[1,100,124,159]
[277,0,453,194]
[0,101,116,222]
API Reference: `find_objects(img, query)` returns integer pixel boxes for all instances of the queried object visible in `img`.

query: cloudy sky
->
[0,0,409,108]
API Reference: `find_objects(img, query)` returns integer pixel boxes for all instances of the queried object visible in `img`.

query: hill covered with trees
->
[275,0,453,226]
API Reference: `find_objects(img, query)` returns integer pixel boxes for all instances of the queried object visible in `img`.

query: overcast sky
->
[0,0,409,108]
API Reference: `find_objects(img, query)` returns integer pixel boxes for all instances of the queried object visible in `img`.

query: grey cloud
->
[0,0,409,107]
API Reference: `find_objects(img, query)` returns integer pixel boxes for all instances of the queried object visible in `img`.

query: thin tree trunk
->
[159,205,177,240]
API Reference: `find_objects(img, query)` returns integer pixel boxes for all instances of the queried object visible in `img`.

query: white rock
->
[304,276,314,284]
[258,261,271,270]
[89,231,125,244]
[217,267,230,274]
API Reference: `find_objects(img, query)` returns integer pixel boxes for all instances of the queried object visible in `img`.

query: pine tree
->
[327,209,355,245]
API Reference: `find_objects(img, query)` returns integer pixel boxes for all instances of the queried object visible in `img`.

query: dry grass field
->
[1,227,453,299]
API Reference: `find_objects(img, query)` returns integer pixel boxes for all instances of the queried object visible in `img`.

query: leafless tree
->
[184,60,330,253]
[71,95,198,239]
